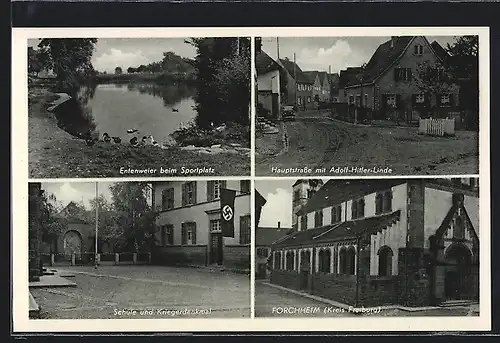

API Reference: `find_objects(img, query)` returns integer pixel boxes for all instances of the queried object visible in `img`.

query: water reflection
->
[126,82,196,107]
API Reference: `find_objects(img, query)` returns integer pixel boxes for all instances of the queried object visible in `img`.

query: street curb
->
[261,282,475,314]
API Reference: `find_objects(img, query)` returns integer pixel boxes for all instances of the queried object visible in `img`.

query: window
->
[314,210,323,228]
[307,96,311,103]
[364,94,368,106]
[210,219,221,232]
[161,224,174,246]
[207,180,226,202]
[378,246,393,276]
[385,94,397,108]
[240,215,251,245]
[318,249,331,273]
[161,188,174,210]
[440,93,451,105]
[355,94,361,106]
[257,248,269,258]
[307,189,315,198]
[349,95,354,105]
[454,216,465,240]
[300,215,308,230]
[240,180,250,194]
[297,97,302,105]
[414,44,423,55]
[181,222,196,245]
[376,190,393,214]
[394,68,412,81]
[351,198,365,219]
[331,205,342,224]
[182,182,197,206]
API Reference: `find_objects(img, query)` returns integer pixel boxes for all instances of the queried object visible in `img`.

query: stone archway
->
[63,230,82,257]
[444,244,473,300]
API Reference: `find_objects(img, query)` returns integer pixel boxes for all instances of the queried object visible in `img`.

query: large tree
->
[36,38,98,94]
[39,192,66,252]
[187,37,250,128]
[88,194,119,250]
[109,183,159,252]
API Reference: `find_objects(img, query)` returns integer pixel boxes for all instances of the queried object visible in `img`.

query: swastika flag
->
[220,188,236,238]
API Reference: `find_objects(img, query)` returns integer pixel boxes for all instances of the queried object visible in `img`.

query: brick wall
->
[397,247,431,306]
[408,180,426,248]
[359,276,399,306]
[311,274,358,305]
[224,245,250,270]
[153,245,208,266]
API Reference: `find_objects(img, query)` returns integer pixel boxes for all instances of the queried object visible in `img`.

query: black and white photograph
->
[28,37,251,178]
[255,178,480,317]
[255,35,480,176]
[28,180,251,319]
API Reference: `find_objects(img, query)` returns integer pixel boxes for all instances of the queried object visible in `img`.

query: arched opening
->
[346,247,356,275]
[444,244,473,300]
[63,230,82,257]
[339,247,347,274]
[274,251,281,270]
[378,246,394,277]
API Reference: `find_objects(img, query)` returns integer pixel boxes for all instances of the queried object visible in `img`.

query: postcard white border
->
[12,26,490,333]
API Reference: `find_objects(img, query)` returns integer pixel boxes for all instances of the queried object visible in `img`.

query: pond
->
[78,82,197,145]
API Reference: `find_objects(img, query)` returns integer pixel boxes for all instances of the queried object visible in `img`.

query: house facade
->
[318,71,331,102]
[255,225,290,279]
[270,178,479,307]
[256,51,282,119]
[278,58,315,111]
[341,36,460,123]
[328,73,340,102]
[292,179,324,231]
[152,180,251,270]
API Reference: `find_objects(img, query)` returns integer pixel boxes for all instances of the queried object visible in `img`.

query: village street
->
[30,265,251,319]
[255,111,478,177]
[255,282,478,318]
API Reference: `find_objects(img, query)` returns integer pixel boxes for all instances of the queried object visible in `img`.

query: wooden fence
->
[418,118,455,136]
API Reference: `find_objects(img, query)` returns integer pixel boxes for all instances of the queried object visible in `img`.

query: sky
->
[41,182,116,210]
[28,38,197,73]
[261,36,458,74]
[256,179,327,229]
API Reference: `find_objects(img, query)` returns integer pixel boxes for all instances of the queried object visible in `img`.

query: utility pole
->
[94,182,99,269]
[277,37,280,60]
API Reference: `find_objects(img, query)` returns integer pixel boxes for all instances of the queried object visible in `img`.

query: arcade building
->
[270,178,479,307]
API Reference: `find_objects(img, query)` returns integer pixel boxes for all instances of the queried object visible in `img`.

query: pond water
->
[79,82,197,145]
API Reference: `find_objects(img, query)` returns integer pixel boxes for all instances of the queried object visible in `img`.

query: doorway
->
[209,232,223,265]
[444,244,472,300]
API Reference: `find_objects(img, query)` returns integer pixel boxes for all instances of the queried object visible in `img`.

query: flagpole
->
[95,182,98,269]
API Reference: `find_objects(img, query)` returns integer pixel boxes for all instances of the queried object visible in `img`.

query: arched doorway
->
[444,244,472,300]
[63,230,82,258]
[300,250,311,290]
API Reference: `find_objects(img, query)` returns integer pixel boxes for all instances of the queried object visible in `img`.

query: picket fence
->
[418,118,455,137]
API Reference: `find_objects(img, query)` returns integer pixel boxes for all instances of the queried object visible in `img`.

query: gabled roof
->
[430,41,450,64]
[435,202,479,242]
[279,58,313,84]
[303,71,319,83]
[339,67,363,88]
[273,210,401,248]
[256,51,281,76]
[256,227,292,246]
[296,179,407,216]
[317,71,329,86]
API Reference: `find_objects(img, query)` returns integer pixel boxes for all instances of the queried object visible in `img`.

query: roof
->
[328,73,340,84]
[255,227,292,246]
[317,71,329,86]
[296,179,408,216]
[279,58,313,84]
[435,202,478,241]
[303,71,319,83]
[273,210,401,248]
[339,67,363,88]
[255,51,281,76]
[430,41,449,64]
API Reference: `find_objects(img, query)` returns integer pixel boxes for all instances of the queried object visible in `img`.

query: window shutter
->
[436,93,442,107]
[396,94,401,109]
[449,93,455,107]
[408,69,412,81]
[191,223,197,244]
[181,223,186,245]
[207,181,213,202]
[181,184,186,206]
[394,68,399,81]
[168,226,174,245]
[192,182,197,204]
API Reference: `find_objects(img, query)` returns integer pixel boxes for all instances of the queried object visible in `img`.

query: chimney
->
[390,36,398,48]
[277,221,281,228]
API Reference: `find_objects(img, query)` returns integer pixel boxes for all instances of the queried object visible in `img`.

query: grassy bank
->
[28,87,250,178]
